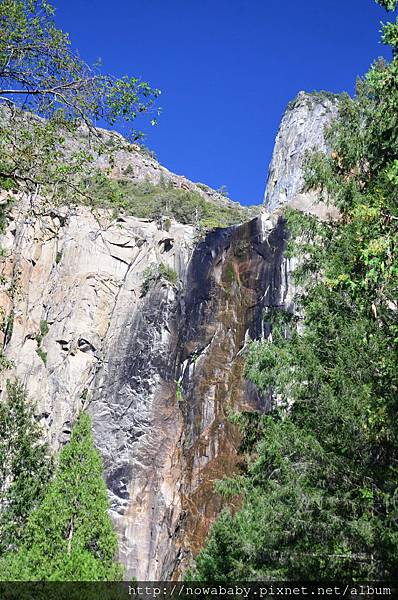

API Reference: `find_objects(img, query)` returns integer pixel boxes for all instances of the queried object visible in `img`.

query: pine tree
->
[0,381,52,557]
[0,412,123,581]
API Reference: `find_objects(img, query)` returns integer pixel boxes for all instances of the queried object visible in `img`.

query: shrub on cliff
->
[141,262,178,296]
[86,174,245,229]
[192,0,398,581]
[0,412,123,581]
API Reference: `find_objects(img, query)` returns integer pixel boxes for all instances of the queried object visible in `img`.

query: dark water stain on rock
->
[91,214,288,579]
[169,215,288,575]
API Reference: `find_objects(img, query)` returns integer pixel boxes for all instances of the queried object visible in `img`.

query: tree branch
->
[0,77,97,96]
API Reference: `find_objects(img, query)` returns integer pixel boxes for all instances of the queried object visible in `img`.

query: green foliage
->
[2,311,14,347]
[308,90,342,102]
[0,381,52,557]
[0,0,160,136]
[86,175,245,229]
[138,144,158,160]
[287,90,341,111]
[0,411,123,581]
[175,380,184,401]
[216,185,229,197]
[196,182,211,192]
[193,3,398,581]
[35,319,49,346]
[382,18,398,51]
[141,262,178,296]
[123,163,135,176]
[34,319,49,363]
[224,262,236,283]
[0,0,160,222]
[0,352,13,371]
[35,347,47,365]
[376,0,398,10]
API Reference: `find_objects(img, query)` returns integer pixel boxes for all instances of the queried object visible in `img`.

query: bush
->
[36,347,47,365]
[138,144,157,160]
[35,320,49,346]
[123,164,135,176]
[141,262,178,296]
[85,175,245,230]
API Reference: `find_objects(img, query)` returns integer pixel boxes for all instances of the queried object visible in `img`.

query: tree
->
[0,0,160,131]
[192,0,398,581]
[376,0,398,10]
[0,411,123,581]
[0,381,52,557]
[0,0,160,214]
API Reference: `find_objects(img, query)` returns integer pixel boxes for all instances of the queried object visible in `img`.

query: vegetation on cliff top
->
[193,0,398,581]
[0,0,248,233]
[287,90,342,112]
[86,174,247,230]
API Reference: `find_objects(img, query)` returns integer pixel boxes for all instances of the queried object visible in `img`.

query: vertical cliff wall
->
[0,198,289,578]
[89,211,290,579]
[0,91,336,579]
[264,91,339,217]
[169,215,291,576]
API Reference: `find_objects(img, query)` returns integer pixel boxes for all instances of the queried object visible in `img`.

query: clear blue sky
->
[55,0,393,205]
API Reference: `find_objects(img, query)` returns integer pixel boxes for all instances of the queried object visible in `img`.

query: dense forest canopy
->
[192,0,398,581]
[0,411,123,580]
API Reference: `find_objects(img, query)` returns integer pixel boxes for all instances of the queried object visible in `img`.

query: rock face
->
[0,195,289,579]
[0,198,196,452]
[264,91,339,217]
[94,212,292,579]
[0,91,331,579]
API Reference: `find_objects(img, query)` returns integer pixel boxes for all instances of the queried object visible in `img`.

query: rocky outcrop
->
[93,211,291,579]
[0,91,331,579]
[0,197,196,451]
[0,190,291,578]
[64,119,253,216]
[264,91,339,217]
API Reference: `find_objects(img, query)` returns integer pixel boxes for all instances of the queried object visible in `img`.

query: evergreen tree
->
[0,381,52,557]
[193,0,398,581]
[0,411,123,581]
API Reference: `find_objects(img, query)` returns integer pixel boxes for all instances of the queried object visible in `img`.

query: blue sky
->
[55,0,393,205]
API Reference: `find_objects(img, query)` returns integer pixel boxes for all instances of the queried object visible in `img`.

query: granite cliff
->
[264,90,339,219]
[0,91,336,578]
